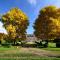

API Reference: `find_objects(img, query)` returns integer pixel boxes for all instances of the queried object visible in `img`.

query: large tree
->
[1,8,29,44]
[34,6,60,47]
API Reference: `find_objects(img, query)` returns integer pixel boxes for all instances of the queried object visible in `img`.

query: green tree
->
[1,8,29,45]
[34,6,60,47]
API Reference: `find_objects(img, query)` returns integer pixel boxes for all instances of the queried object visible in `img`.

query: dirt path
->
[20,48,60,57]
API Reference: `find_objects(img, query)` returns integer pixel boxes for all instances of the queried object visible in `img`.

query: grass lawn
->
[40,42,60,54]
[0,46,16,51]
[48,43,56,48]
[41,48,60,54]
[0,46,60,60]
[41,48,60,51]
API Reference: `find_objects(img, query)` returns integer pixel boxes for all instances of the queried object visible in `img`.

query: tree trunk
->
[0,40,1,44]
[56,42,60,48]
[13,40,16,45]
[44,40,48,48]
[54,38,60,47]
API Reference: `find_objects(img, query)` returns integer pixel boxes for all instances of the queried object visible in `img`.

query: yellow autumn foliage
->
[34,6,60,40]
[1,8,29,41]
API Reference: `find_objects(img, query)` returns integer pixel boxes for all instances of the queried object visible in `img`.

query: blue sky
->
[0,0,60,34]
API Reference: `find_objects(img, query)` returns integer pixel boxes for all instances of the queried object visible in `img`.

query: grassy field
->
[41,43,60,54]
[41,48,60,55]
[41,48,60,51]
[48,43,56,47]
[0,46,60,60]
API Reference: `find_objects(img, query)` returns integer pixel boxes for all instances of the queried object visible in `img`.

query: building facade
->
[26,34,37,42]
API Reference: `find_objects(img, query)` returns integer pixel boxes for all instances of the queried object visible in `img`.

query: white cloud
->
[0,22,7,34]
[27,0,37,5]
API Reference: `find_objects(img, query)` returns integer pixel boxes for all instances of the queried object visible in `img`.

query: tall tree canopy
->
[1,8,29,43]
[34,6,60,40]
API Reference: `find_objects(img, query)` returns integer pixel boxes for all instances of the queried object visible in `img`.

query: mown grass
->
[41,43,60,51]
[0,55,59,60]
[0,52,59,60]
[0,57,60,60]
[40,42,60,54]
[0,46,17,51]
[41,48,60,51]
[0,45,60,60]
[48,43,56,48]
